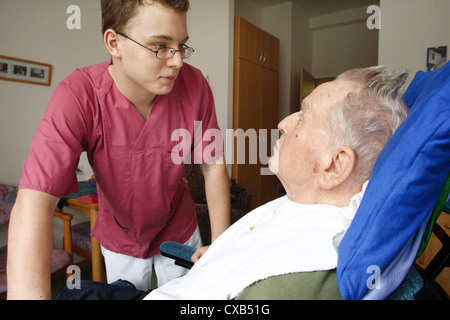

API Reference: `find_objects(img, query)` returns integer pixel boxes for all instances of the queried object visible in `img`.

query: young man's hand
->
[191,246,209,263]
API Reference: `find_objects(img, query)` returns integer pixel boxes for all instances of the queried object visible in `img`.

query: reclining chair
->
[233,62,449,300]
[337,61,450,300]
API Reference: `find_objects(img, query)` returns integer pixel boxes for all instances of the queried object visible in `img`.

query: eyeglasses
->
[117,32,194,60]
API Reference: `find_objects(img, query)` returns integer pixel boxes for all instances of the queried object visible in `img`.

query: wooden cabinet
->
[233,17,280,209]
[234,17,279,72]
[416,212,450,295]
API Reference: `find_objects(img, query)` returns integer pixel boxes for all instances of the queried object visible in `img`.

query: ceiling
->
[250,0,379,16]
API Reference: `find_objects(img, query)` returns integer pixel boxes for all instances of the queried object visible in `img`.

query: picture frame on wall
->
[427,46,447,71]
[0,55,52,86]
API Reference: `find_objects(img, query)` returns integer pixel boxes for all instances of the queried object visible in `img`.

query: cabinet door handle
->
[263,51,267,63]
[259,50,263,62]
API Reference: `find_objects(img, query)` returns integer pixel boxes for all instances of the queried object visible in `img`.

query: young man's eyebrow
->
[148,35,190,42]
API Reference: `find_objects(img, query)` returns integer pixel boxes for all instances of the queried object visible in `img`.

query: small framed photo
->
[427,46,447,71]
[0,55,52,86]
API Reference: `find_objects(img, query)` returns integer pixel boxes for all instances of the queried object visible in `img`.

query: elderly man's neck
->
[285,183,363,207]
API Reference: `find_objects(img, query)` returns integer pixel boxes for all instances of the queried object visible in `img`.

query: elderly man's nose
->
[278,113,295,134]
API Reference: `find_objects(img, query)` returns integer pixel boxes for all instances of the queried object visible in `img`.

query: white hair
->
[328,66,410,184]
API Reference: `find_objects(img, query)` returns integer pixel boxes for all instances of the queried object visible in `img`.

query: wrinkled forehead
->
[303,80,363,113]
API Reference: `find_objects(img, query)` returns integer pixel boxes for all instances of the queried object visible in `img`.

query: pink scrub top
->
[20,61,223,258]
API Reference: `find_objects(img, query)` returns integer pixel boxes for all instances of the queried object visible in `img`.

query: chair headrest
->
[337,62,450,300]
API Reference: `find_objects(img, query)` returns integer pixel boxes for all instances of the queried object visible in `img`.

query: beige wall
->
[312,21,379,79]
[187,0,235,135]
[262,2,293,120]
[379,0,450,76]
[310,6,379,79]
[290,1,313,113]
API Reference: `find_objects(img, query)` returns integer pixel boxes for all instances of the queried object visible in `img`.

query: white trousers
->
[101,226,202,291]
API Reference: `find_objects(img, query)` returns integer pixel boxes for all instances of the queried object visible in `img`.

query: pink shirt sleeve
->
[20,82,87,198]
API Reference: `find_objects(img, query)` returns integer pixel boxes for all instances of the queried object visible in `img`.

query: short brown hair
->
[101,0,190,34]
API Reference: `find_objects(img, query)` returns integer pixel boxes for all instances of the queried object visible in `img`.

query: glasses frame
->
[116,31,194,60]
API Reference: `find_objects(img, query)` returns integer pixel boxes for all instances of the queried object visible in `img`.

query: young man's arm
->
[7,189,59,300]
[200,156,230,243]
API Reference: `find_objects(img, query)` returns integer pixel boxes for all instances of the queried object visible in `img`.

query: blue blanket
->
[337,62,450,300]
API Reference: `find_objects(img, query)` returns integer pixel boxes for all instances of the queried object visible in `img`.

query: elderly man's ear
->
[318,146,356,190]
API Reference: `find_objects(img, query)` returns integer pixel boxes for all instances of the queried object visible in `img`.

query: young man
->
[7,0,230,299]
[55,66,410,300]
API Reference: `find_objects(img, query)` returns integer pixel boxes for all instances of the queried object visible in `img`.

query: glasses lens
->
[155,47,194,60]
[183,47,193,59]
[156,48,173,60]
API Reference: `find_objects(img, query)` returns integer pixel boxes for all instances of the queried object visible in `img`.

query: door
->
[259,66,279,205]
[233,58,263,207]
[300,68,316,108]
[233,17,280,209]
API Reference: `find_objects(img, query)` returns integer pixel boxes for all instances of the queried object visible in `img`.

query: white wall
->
[290,0,313,113]
[262,2,292,121]
[311,7,379,79]
[234,0,263,27]
[312,21,379,78]
[379,0,450,75]
[187,0,234,133]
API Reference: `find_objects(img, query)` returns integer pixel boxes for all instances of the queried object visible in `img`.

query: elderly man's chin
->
[268,155,279,175]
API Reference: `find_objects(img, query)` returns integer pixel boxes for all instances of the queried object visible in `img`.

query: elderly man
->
[56,65,409,300]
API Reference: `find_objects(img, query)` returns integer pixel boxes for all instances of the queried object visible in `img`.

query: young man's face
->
[118,2,189,97]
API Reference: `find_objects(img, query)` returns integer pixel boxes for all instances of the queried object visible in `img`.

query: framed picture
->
[0,55,52,86]
[427,46,447,71]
